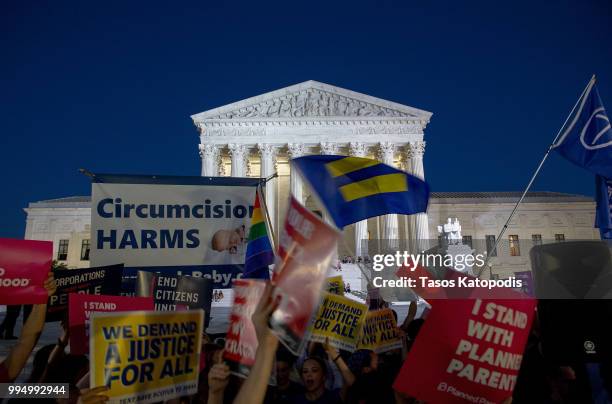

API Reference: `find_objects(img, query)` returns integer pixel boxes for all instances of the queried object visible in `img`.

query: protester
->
[207,355,231,404]
[0,305,32,339]
[288,338,355,404]
[1,262,610,404]
[77,386,109,404]
[233,282,280,404]
[25,343,55,383]
[0,272,56,383]
[271,350,304,404]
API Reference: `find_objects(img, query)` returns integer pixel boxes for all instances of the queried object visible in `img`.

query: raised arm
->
[2,273,56,381]
[39,317,69,382]
[207,351,230,404]
[324,337,355,401]
[400,301,417,332]
[233,283,279,404]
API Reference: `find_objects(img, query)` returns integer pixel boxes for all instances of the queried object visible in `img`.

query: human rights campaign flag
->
[552,78,612,178]
[292,155,429,228]
[595,175,612,240]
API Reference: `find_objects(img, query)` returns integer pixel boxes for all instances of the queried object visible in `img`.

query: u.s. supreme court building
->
[23,81,599,281]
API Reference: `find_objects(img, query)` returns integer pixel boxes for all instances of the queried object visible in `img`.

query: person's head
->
[27,344,55,383]
[211,226,245,253]
[347,349,372,376]
[48,354,89,404]
[276,351,295,387]
[301,357,327,393]
[203,343,224,370]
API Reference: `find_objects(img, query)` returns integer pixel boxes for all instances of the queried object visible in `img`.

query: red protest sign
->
[269,196,341,355]
[393,297,536,404]
[68,293,154,355]
[0,238,52,305]
[223,279,267,378]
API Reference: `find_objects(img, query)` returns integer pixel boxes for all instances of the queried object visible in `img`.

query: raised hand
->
[251,282,280,348]
[77,386,109,404]
[43,272,57,297]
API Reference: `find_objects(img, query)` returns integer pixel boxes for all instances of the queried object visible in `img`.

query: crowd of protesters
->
[1,278,611,404]
[340,257,371,265]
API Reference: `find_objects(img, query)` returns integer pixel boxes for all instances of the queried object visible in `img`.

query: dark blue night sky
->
[1,0,611,238]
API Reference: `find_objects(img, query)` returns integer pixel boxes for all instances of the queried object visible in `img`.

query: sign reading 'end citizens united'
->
[90,174,261,288]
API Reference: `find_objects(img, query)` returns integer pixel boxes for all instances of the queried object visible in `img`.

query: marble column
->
[228,143,248,177]
[349,142,369,257]
[257,143,278,232]
[287,143,306,203]
[379,142,399,249]
[198,144,220,176]
[320,142,339,156]
[401,147,415,253]
[408,140,430,250]
[218,158,226,176]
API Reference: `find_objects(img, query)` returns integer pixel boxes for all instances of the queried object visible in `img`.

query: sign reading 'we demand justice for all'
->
[90,310,203,404]
[309,292,367,352]
[358,308,403,353]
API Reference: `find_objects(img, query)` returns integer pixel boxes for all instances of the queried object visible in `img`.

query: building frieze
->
[197,121,425,139]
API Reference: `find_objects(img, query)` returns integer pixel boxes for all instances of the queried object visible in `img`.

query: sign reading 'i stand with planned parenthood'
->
[90,174,261,288]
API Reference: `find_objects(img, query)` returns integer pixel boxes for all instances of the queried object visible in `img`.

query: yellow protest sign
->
[358,308,403,353]
[309,292,367,352]
[90,310,203,404]
[326,276,344,295]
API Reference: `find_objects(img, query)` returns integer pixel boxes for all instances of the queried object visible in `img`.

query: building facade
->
[24,192,598,276]
[192,80,432,258]
[23,81,599,277]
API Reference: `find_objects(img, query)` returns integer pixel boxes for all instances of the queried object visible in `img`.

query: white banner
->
[91,175,260,288]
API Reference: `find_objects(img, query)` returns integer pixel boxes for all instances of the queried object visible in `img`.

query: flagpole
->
[78,168,97,179]
[257,173,278,252]
[479,75,596,276]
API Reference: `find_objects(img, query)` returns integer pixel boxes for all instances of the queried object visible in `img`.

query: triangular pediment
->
[191,80,432,121]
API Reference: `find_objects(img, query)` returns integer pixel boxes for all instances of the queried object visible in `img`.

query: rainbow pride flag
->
[244,190,274,279]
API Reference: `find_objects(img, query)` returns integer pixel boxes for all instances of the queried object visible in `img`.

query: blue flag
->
[595,175,612,239]
[292,155,429,228]
[552,78,612,178]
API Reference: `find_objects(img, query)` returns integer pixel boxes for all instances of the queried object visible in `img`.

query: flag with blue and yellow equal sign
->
[244,190,274,279]
[292,155,430,228]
